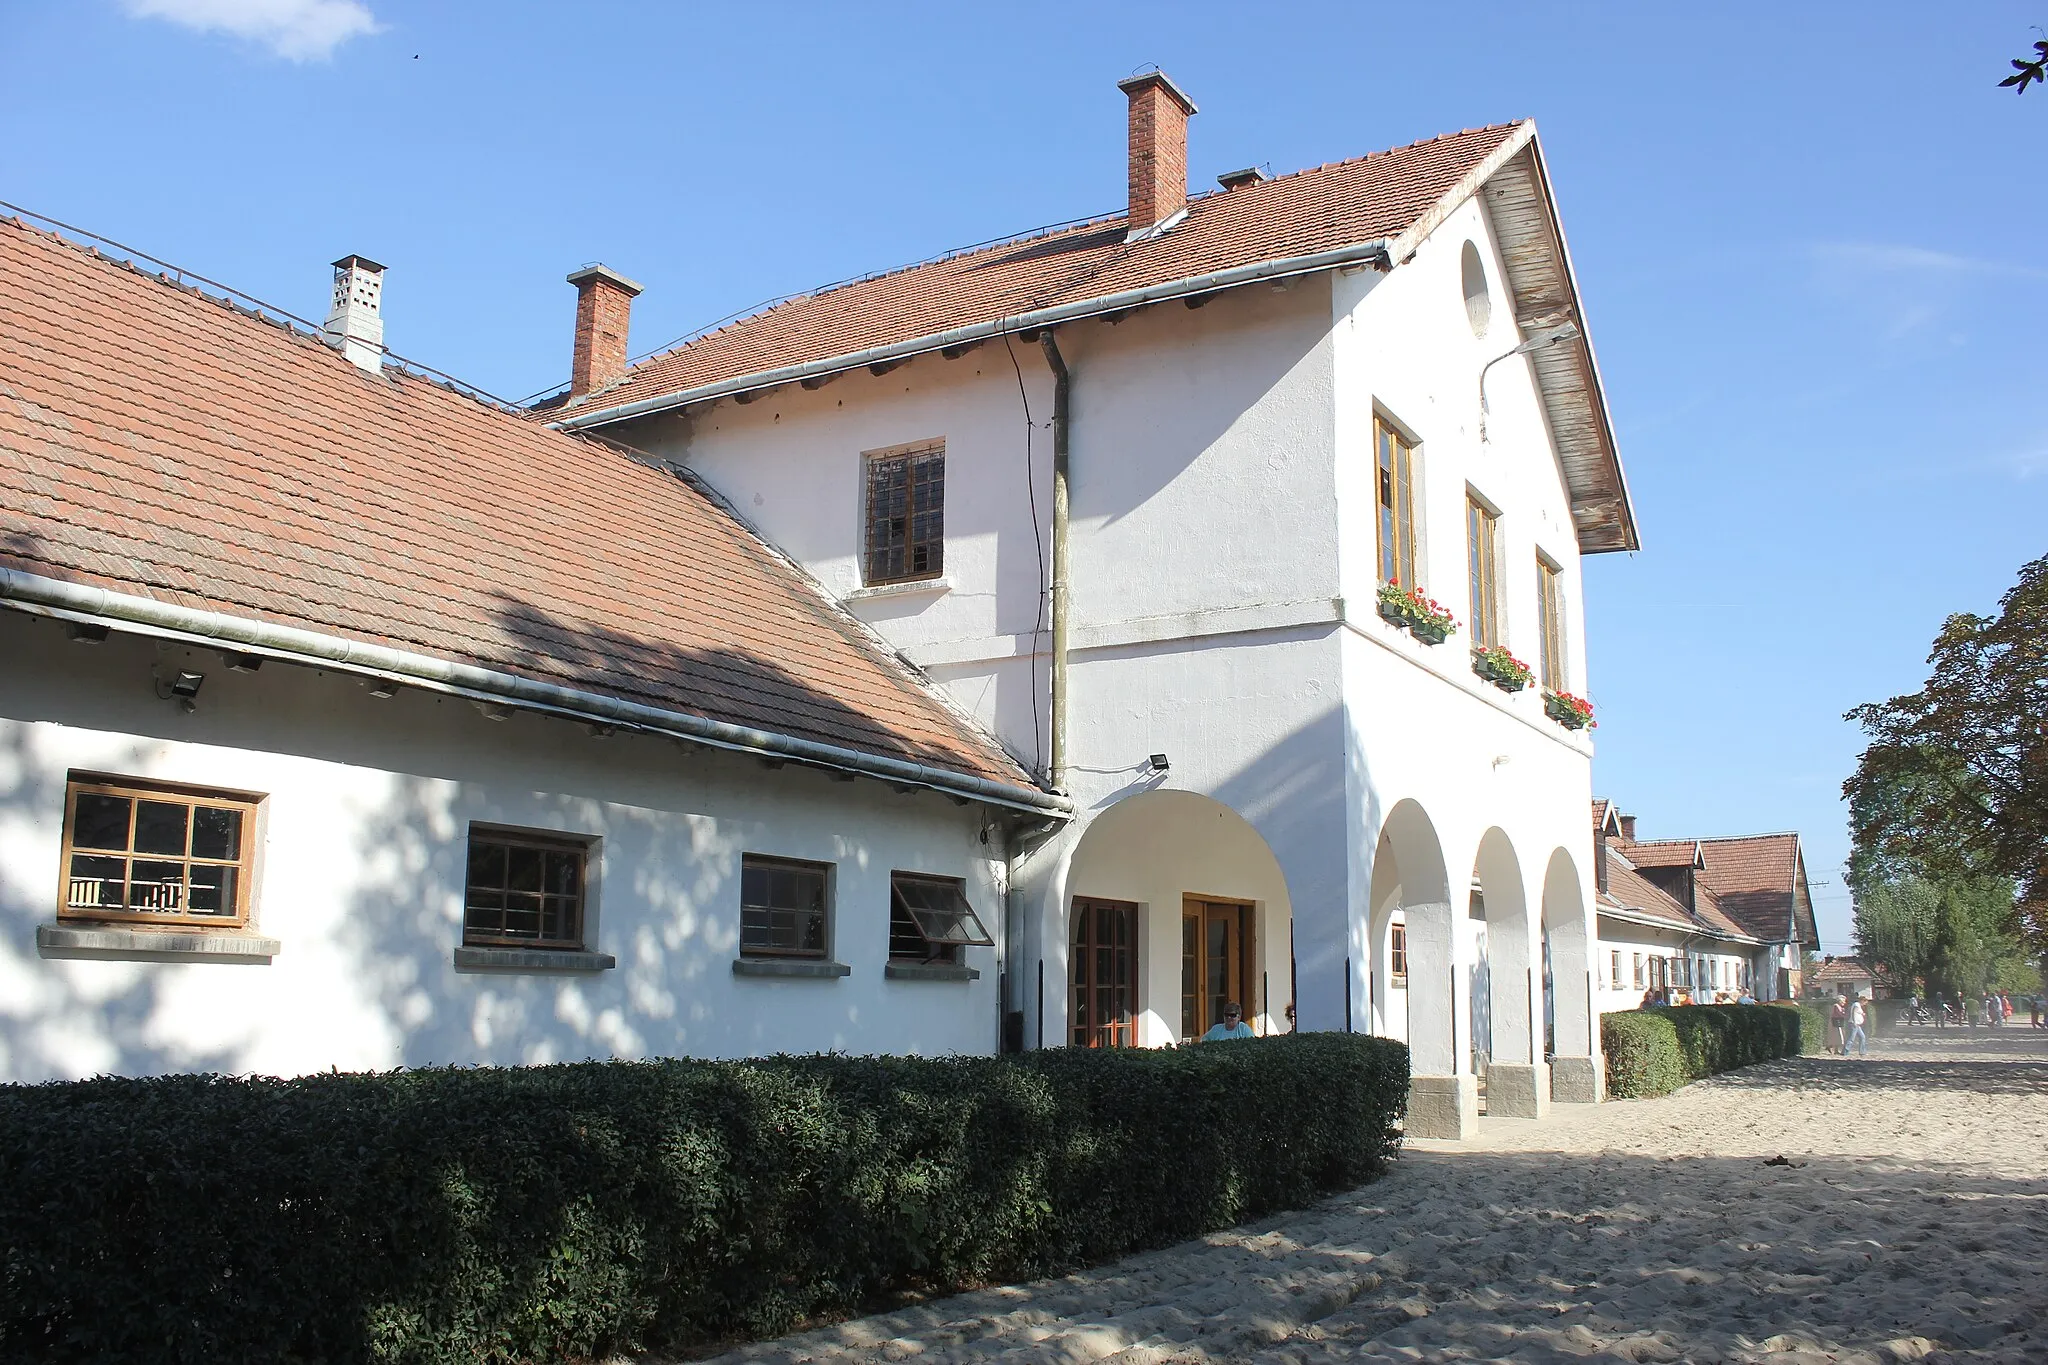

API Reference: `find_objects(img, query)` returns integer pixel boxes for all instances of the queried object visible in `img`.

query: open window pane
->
[890,875,992,951]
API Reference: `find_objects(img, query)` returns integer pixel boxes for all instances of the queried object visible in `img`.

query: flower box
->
[1375,581,1457,645]
[1544,690,1596,730]
[1471,645,1532,692]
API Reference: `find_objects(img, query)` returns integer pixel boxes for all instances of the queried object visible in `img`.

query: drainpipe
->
[1039,332,1071,790]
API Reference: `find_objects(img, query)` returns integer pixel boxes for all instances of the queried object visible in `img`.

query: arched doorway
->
[1472,827,1544,1118]
[1367,798,1470,1138]
[1060,790,1293,1048]
[1541,846,1602,1103]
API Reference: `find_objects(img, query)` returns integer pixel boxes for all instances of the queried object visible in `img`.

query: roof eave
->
[0,567,1072,819]
[547,238,1395,432]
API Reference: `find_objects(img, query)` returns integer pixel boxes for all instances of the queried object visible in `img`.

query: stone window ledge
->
[732,957,851,979]
[885,961,980,982]
[843,577,952,603]
[38,923,280,964]
[453,946,616,972]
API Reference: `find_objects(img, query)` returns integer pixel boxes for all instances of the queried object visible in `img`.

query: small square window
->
[59,775,260,928]
[740,855,830,958]
[1389,923,1408,985]
[888,872,990,964]
[463,829,589,950]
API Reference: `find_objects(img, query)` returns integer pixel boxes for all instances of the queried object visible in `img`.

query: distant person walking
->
[1845,996,1868,1056]
[1827,995,1847,1053]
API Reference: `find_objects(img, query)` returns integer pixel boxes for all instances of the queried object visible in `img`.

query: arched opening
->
[1366,798,1470,1138]
[1061,790,1292,1047]
[1541,846,1602,1103]
[1472,827,1544,1117]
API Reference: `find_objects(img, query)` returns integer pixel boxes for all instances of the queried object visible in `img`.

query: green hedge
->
[1601,1003,1814,1099]
[0,1034,1407,1365]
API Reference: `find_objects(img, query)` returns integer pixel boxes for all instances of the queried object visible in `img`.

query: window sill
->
[885,961,979,982]
[453,946,616,972]
[38,923,279,964]
[844,577,952,603]
[733,957,851,979]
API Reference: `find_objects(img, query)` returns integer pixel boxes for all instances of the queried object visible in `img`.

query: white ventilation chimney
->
[324,254,386,375]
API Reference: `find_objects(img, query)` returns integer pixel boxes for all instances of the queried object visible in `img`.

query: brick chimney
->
[1117,71,1197,237]
[566,264,644,400]
[1618,814,1638,842]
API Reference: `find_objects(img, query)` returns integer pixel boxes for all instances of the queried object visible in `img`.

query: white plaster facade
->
[617,187,1621,1136]
[1592,915,1766,1013]
[0,616,1009,1082]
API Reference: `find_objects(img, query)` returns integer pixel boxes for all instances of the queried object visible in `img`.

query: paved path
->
[674,1031,2048,1365]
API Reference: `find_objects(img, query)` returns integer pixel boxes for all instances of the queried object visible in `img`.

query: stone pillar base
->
[1406,1074,1479,1139]
[1484,1062,1550,1118]
[1550,1054,1605,1104]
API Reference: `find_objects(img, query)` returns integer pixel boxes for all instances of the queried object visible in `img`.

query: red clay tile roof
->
[0,216,1037,794]
[1809,957,1874,984]
[1600,859,1696,931]
[1699,834,1817,947]
[1616,839,1704,870]
[553,123,1525,418]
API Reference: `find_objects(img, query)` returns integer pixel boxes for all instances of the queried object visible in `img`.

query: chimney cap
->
[567,263,645,297]
[331,254,385,273]
[1216,166,1269,191]
[1117,69,1197,116]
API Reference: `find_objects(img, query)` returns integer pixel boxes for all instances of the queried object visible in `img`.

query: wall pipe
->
[1038,331,1071,789]
[0,566,1074,819]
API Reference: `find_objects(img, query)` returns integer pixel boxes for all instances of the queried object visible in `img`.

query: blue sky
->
[5,2,2044,951]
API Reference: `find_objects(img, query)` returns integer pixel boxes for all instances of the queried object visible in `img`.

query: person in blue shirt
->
[1200,1002,1256,1041]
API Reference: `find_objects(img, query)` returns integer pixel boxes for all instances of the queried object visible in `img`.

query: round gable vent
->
[1461,241,1491,337]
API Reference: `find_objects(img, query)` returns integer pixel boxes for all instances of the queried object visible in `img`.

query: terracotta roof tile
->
[1617,839,1702,869]
[0,217,1035,794]
[1699,834,1815,946]
[553,124,1525,417]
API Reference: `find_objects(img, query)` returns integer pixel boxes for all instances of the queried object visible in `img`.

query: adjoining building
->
[3,73,1643,1137]
[1592,800,1821,1011]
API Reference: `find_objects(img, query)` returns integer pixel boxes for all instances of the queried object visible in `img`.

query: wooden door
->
[1182,897,1257,1038]
[1071,898,1138,1048]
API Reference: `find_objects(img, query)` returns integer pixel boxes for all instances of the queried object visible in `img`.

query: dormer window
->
[863,440,945,585]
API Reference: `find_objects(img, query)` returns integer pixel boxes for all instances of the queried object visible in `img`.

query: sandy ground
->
[676,1029,2048,1365]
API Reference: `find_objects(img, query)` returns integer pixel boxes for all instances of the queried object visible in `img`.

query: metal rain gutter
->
[549,238,1395,432]
[0,567,1074,819]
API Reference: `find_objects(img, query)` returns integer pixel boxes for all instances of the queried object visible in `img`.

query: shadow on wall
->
[0,726,244,1080]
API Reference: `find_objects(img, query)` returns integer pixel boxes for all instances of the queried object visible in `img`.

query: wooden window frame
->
[1373,413,1419,589]
[1180,895,1258,1040]
[1536,551,1567,693]
[888,871,991,964]
[1610,948,1623,991]
[57,774,261,929]
[1072,897,1140,1048]
[1633,953,1646,989]
[1466,489,1503,651]
[738,854,832,959]
[862,439,946,586]
[462,827,591,951]
[1389,921,1409,986]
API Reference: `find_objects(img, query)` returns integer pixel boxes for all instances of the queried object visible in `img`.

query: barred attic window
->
[59,776,259,928]
[739,855,830,958]
[463,829,588,950]
[863,441,945,585]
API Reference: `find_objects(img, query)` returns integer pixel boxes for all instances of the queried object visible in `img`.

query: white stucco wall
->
[0,614,1006,1083]
[617,193,1612,1097]
[1593,914,1767,1013]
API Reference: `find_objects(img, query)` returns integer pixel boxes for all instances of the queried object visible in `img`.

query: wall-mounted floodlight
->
[1478,321,1580,444]
[1148,753,1171,772]
[155,669,205,713]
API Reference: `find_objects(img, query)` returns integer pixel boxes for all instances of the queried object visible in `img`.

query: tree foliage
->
[1843,553,2048,957]
[2002,38,2048,93]
[1853,873,2020,997]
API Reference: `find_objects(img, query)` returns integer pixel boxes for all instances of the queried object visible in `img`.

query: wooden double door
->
[1182,896,1257,1040]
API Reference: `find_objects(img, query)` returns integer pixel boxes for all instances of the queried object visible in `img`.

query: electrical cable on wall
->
[1002,329,1049,777]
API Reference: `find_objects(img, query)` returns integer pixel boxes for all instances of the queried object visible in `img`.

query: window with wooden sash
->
[1181,897,1256,1040]
[1072,898,1138,1048]
[1633,953,1645,988]
[887,872,991,964]
[863,440,945,584]
[1389,922,1409,985]
[1374,416,1417,588]
[1466,492,1502,650]
[739,855,830,958]
[463,829,589,950]
[1610,949,1623,990]
[1536,552,1567,692]
[59,776,259,928]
